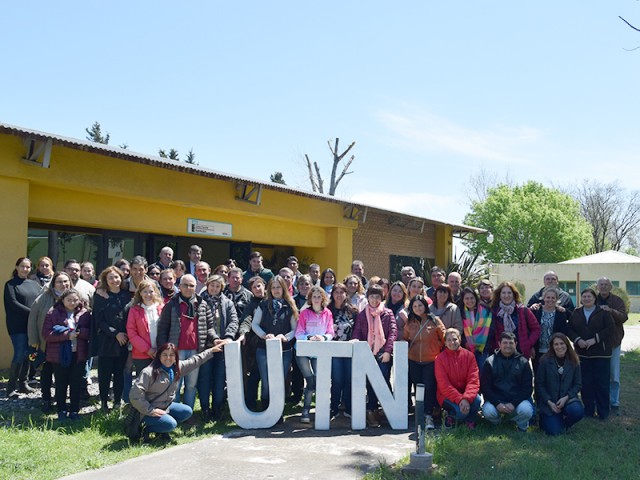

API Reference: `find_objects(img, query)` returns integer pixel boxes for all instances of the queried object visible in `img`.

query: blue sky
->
[2,2,639,226]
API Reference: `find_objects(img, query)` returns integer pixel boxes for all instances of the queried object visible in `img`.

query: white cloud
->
[375,107,542,165]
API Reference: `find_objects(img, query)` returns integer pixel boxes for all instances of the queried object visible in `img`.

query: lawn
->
[366,349,640,480]
[1,351,639,480]
[627,312,640,326]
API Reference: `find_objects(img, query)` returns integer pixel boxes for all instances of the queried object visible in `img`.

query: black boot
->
[17,361,35,394]
[6,362,20,396]
[101,400,110,412]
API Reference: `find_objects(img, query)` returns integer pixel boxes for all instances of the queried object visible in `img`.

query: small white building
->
[490,250,640,312]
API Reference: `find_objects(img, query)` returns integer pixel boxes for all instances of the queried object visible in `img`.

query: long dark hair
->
[461,287,479,313]
[328,283,357,317]
[151,343,181,382]
[541,333,580,365]
[11,257,31,279]
[407,295,435,324]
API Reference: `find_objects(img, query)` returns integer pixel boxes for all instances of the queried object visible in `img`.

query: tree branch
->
[305,154,318,192]
[314,161,324,193]
[620,16,640,32]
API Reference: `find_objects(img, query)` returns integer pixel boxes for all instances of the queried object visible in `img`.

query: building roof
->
[559,250,640,264]
[0,121,484,235]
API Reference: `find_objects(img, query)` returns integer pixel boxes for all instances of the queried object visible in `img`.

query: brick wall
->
[352,209,436,280]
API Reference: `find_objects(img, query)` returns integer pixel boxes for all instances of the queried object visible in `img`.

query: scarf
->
[498,301,516,333]
[272,298,284,316]
[161,364,175,383]
[463,305,492,353]
[210,294,223,335]
[179,294,196,317]
[386,300,404,317]
[365,304,386,356]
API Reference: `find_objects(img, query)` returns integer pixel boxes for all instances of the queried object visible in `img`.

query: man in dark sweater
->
[481,332,534,432]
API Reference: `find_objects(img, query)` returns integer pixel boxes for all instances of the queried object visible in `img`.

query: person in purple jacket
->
[43,288,91,421]
[294,286,334,423]
[352,284,397,428]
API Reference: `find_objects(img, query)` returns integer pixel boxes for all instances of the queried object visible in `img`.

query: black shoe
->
[42,400,53,413]
[158,432,172,442]
[611,405,620,416]
[286,396,301,405]
[101,400,110,412]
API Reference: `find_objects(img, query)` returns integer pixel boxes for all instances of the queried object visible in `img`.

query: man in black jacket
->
[481,332,534,432]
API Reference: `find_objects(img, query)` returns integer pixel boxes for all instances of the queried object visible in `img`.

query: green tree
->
[270,171,286,185]
[464,181,592,263]
[85,121,110,144]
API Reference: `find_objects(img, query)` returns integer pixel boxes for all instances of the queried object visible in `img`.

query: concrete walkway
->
[63,417,416,480]
[622,325,640,353]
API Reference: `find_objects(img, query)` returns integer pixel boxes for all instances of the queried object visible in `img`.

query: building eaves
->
[1,121,483,235]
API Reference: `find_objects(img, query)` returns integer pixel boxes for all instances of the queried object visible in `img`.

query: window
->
[388,255,434,283]
[626,281,640,296]
[28,228,100,272]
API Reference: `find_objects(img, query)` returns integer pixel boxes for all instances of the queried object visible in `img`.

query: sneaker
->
[158,432,172,442]
[57,411,68,421]
[366,410,380,428]
[343,411,352,419]
[517,426,528,432]
[68,412,80,421]
[330,408,339,420]
[425,415,435,430]
[444,416,456,429]
[611,405,620,416]
[300,409,311,424]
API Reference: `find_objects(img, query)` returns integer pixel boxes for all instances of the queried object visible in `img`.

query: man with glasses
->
[156,274,216,415]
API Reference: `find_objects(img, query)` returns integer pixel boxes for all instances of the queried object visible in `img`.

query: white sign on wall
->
[187,218,232,238]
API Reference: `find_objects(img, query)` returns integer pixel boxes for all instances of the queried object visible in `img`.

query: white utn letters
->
[224,339,285,429]
[296,340,353,430]
[351,341,408,430]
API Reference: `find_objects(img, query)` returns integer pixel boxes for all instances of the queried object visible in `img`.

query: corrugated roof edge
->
[0,121,484,234]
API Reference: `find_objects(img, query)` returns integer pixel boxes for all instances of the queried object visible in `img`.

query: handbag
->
[123,382,172,441]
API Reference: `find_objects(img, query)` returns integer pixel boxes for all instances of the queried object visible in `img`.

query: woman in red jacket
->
[127,280,164,376]
[491,282,540,360]
[43,288,91,421]
[435,328,481,429]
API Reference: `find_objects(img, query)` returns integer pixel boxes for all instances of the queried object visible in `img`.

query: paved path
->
[622,325,640,353]
[63,418,416,480]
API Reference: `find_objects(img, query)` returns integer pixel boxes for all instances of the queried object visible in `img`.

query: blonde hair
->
[132,279,162,306]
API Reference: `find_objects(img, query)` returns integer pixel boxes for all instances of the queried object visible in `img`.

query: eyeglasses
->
[160,353,176,358]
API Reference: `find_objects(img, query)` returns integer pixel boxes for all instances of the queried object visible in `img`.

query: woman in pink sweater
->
[127,280,164,376]
[294,286,334,423]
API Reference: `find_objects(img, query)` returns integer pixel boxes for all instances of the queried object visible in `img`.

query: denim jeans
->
[143,402,193,433]
[539,401,584,435]
[482,399,534,430]
[366,356,392,411]
[176,349,199,408]
[581,357,610,419]
[9,333,29,364]
[197,351,226,411]
[443,395,481,422]
[474,350,490,373]
[52,355,85,413]
[610,345,621,407]
[331,357,352,414]
[256,347,293,405]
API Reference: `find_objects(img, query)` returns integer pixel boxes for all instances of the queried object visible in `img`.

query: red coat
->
[492,305,541,359]
[127,303,164,360]
[43,303,91,364]
[435,346,480,406]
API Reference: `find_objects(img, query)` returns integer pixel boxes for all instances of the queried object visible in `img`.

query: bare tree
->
[573,180,640,252]
[464,167,513,205]
[304,138,355,196]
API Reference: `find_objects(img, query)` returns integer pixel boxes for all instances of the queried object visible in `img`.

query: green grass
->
[0,405,236,480]
[366,349,640,480]
[627,312,640,326]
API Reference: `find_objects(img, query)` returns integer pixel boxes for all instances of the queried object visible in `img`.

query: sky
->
[2,2,639,228]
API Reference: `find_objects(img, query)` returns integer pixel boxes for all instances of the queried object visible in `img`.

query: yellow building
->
[0,122,481,367]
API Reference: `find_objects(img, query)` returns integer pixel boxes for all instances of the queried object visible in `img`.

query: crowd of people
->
[3,248,628,441]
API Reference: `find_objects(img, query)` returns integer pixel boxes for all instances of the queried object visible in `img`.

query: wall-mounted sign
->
[187,218,233,238]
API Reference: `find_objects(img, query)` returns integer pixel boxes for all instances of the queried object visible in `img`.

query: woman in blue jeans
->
[328,283,358,419]
[535,333,584,435]
[130,342,221,442]
[252,275,299,410]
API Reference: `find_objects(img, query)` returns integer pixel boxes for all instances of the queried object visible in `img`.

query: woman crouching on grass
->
[535,333,584,435]
[130,342,221,443]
